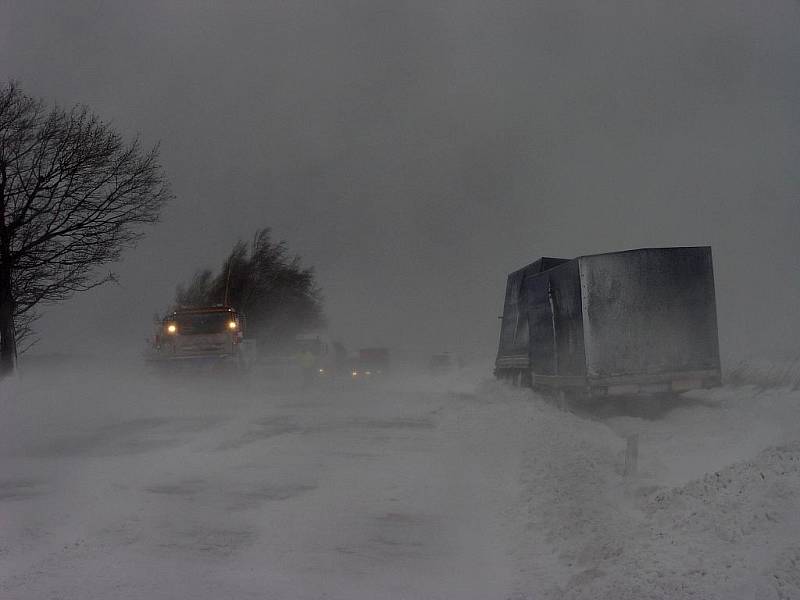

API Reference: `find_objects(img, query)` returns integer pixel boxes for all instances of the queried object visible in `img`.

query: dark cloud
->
[2,0,799,360]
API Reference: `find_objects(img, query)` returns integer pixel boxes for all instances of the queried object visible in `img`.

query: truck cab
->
[152,305,244,367]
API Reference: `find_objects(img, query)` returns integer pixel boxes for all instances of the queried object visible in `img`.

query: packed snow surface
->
[1,362,800,599]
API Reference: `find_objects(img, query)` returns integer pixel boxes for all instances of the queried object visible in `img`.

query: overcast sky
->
[2,0,799,362]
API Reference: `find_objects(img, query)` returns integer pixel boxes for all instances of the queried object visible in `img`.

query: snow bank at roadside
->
[558,442,800,600]
[498,381,800,599]
[728,357,800,391]
[499,385,628,599]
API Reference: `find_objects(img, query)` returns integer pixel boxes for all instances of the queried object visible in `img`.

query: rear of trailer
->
[495,247,721,396]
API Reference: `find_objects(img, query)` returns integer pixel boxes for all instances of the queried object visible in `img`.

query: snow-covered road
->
[2,364,800,599]
[0,367,534,599]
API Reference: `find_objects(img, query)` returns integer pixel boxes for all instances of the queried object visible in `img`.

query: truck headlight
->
[228,321,237,330]
[166,323,177,334]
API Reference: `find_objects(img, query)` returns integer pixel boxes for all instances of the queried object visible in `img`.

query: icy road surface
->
[0,366,532,600]
[2,362,800,599]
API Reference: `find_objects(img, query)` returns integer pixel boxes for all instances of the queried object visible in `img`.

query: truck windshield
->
[173,312,234,335]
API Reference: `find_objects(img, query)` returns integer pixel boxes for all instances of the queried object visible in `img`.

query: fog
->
[1,1,799,361]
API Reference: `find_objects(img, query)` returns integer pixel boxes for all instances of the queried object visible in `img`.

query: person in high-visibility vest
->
[297,349,316,387]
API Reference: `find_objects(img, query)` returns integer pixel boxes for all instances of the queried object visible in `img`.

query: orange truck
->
[148,305,248,371]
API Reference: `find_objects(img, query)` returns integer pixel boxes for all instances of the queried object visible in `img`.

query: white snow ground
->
[1,362,800,599]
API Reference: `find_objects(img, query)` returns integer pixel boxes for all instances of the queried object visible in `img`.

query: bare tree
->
[0,82,172,376]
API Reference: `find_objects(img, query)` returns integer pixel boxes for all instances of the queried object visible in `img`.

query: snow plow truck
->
[495,247,721,398]
[147,305,249,372]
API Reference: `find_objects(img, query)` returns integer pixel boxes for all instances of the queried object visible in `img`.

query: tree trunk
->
[0,262,15,377]
[0,160,13,377]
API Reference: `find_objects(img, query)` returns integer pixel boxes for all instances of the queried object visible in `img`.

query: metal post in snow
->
[624,434,639,477]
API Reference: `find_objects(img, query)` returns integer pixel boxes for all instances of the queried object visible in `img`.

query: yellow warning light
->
[228,321,237,330]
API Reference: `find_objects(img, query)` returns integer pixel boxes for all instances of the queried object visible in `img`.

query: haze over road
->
[0,366,531,599]
[2,1,799,359]
[3,362,800,599]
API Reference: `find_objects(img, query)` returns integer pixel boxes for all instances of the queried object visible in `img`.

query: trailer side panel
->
[496,269,530,369]
[579,247,720,378]
[525,260,586,377]
[496,257,568,371]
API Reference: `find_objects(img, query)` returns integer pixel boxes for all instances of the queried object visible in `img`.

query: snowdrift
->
[728,357,800,391]
[505,380,800,600]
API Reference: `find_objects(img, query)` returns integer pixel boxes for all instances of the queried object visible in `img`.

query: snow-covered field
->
[1,362,799,599]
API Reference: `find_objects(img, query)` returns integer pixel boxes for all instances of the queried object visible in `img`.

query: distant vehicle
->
[429,352,455,374]
[147,305,249,372]
[293,333,335,377]
[495,247,721,398]
[351,347,390,378]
